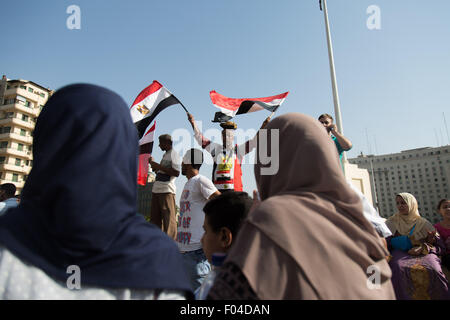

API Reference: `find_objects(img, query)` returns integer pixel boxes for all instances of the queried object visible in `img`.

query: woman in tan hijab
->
[207,113,395,299]
[386,193,449,300]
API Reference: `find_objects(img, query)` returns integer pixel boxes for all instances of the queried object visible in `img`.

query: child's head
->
[201,191,252,263]
[437,198,450,220]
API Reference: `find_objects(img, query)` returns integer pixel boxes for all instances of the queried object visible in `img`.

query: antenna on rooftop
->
[373,135,379,155]
[434,129,440,147]
[365,128,372,154]
[444,112,450,145]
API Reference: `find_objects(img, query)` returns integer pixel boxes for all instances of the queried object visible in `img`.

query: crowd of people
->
[0,83,448,300]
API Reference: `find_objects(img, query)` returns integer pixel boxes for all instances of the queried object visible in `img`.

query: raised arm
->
[187,113,211,150]
[238,116,272,157]
[330,124,352,151]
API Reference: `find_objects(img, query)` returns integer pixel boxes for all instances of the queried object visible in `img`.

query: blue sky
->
[1,0,450,202]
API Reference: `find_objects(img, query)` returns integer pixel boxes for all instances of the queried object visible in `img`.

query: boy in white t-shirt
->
[177,148,221,291]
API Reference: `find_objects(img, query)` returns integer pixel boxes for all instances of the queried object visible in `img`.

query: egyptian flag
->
[131,81,179,185]
[209,90,289,121]
[137,122,156,185]
[131,81,180,139]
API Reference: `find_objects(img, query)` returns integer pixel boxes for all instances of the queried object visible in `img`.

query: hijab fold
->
[0,84,191,293]
[225,113,395,299]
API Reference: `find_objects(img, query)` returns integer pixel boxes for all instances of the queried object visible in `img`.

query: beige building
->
[344,161,374,205]
[349,146,450,223]
[0,75,53,194]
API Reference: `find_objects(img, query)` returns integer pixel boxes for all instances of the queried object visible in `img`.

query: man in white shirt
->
[0,183,18,216]
[148,134,181,240]
[177,148,221,291]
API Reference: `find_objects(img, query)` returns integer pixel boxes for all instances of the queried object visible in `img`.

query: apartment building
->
[0,75,53,194]
[349,145,450,223]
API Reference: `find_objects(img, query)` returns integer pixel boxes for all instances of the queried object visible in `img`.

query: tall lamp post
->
[320,0,347,174]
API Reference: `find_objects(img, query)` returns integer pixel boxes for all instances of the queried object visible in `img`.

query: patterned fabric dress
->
[387,235,450,300]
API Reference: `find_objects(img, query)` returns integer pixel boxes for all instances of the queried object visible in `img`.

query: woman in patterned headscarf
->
[386,192,449,300]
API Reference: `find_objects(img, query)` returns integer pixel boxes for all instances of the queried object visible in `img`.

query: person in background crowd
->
[434,198,450,270]
[208,113,395,299]
[0,183,18,216]
[148,134,181,240]
[201,191,252,263]
[177,148,220,292]
[0,84,192,299]
[318,113,352,169]
[187,113,270,192]
[195,191,252,299]
[346,181,392,238]
[385,193,449,300]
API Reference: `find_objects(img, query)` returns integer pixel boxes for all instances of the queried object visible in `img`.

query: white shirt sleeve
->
[170,149,181,172]
[199,176,218,200]
[346,181,392,237]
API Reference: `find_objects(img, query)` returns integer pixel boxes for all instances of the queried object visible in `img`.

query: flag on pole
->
[209,90,289,121]
[131,81,181,185]
[137,122,156,185]
[131,81,180,139]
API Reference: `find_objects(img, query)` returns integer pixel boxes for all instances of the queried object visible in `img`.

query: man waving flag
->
[131,81,183,185]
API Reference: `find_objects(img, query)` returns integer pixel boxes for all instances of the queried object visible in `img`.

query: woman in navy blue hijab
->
[0,84,192,299]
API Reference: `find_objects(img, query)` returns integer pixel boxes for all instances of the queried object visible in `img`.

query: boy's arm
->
[330,124,352,151]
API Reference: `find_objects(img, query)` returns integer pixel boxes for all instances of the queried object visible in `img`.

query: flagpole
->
[321,0,347,176]
[179,101,189,114]
[172,94,189,114]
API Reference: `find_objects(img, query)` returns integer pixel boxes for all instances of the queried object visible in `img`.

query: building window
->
[20,85,26,90]
[20,129,26,136]
[0,157,5,164]
[22,114,28,122]
[28,87,33,93]
[39,93,45,98]
[0,127,11,134]
[15,158,21,166]
[6,112,14,119]
[12,173,18,182]
[17,143,23,151]
[0,142,7,148]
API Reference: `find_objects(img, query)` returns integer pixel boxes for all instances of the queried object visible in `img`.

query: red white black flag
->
[131,81,180,138]
[130,81,180,185]
[137,122,156,186]
[209,90,289,122]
